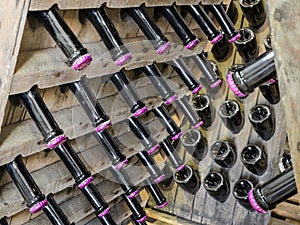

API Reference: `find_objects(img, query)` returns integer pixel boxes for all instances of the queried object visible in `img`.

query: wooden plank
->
[265,0,300,200]
[28,0,225,10]
[269,218,295,225]
[0,0,30,132]
[11,33,208,95]
[272,202,300,222]
[146,209,201,225]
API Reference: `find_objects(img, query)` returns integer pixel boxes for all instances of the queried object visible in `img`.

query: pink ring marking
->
[227,73,248,98]
[136,215,147,223]
[95,120,112,133]
[98,207,111,218]
[133,106,148,118]
[158,201,169,208]
[128,189,140,199]
[211,33,223,44]
[165,95,178,105]
[156,42,171,55]
[192,85,202,95]
[248,189,267,214]
[154,174,166,184]
[115,53,132,67]
[114,159,129,170]
[29,199,48,213]
[229,33,242,43]
[193,121,204,129]
[175,164,185,172]
[210,79,222,88]
[268,78,277,83]
[186,39,200,50]
[72,54,92,71]
[147,144,160,155]
[172,131,183,141]
[47,134,67,149]
[78,176,94,189]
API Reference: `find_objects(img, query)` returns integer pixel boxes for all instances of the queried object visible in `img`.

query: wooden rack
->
[0,0,297,225]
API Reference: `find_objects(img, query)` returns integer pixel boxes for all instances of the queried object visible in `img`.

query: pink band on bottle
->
[192,85,202,95]
[47,134,67,149]
[211,34,223,45]
[133,106,148,118]
[128,189,140,199]
[229,33,242,43]
[210,79,222,88]
[186,39,200,50]
[115,53,132,67]
[227,73,248,98]
[78,176,94,189]
[147,144,160,155]
[98,207,111,218]
[165,95,178,105]
[248,189,267,214]
[29,199,48,213]
[115,159,129,170]
[157,42,171,55]
[158,201,169,208]
[72,54,92,71]
[172,131,183,141]
[175,164,185,172]
[154,174,165,184]
[137,215,147,223]
[193,121,204,129]
[95,120,112,133]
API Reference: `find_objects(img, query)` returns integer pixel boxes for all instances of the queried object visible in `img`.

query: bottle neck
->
[254,167,297,210]
[170,58,201,92]
[184,5,221,42]
[160,6,197,46]
[237,50,275,92]
[69,78,110,128]
[32,8,89,68]
[43,194,73,225]
[125,6,169,51]
[20,88,63,142]
[142,64,175,102]
[6,156,45,209]
[152,105,181,138]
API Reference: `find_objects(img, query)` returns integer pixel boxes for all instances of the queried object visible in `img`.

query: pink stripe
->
[229,33,241,43]
[72,54,92,71]
[192,85,202,94]
[165,95,178,105]
[97,207,111,218]
[186,39,200,50]
[136,215,147,223]
[211,34,223,44]
[210,79,222,88]
[147,144,160,155]
[154,174,165,184]
[248,189,267,214]
[157,42,171,55]
[226,73,248,98]
[172,131,183,141]
[128,189,140,199]
[133,106,148,118]
[78,176,94,189]
[29,199,48,213]
[47,134,67,149]
[115,53,132,66]
[95,120,112,133]
[158,201,169,208]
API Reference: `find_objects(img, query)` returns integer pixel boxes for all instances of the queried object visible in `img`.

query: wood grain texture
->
[265,0,300,200]
[28,0,226,11]
[0,0,30,132]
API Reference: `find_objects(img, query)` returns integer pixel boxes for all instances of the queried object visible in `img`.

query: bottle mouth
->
[241,145,262,165]
[233,179,254,200]
[248,105,271,123]
[264,34,272,50]
[180,128,202,147]
[219,100,240,119]
[235,28,255,45]
[239,0,261,7]
[192,94,210,111]
[173,165,193,184]
[210,141,231,160]
[204,172,224,191]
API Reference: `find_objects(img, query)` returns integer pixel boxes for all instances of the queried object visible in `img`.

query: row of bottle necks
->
[3,0,297,224]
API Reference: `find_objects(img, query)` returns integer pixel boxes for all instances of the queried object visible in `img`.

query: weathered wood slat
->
[0,0,30,132]
[28,0,230,11]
